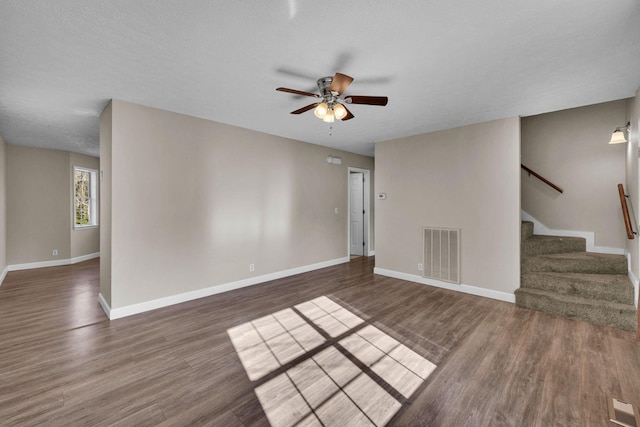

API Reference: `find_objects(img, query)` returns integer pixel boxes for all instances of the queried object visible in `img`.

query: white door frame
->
[347,167,372,256]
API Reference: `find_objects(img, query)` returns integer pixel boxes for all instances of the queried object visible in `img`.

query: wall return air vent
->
[423,227,461,284]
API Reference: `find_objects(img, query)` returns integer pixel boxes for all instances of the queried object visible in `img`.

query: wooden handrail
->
[617,183,635,240]
[616,184,640,341]
[521,164,563,193]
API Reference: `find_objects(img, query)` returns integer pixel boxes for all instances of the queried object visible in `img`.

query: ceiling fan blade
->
[345,95,388,106]
[291,103,319,114]
[329,73,354,95]
[340,105,355,121]
[276,87,320,98]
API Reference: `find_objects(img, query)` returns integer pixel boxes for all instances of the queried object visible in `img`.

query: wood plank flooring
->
[0,257,639,426]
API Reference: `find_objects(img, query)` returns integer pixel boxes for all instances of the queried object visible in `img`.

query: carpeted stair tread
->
[518,222,635,331]
[521,235,586,256]
[520,272,634,305]
[521,252,627,274]
[514,288,636,331]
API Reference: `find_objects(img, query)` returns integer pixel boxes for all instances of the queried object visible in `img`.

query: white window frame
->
[73,166,99,229]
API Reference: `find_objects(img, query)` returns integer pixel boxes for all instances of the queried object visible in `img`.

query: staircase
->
[515,221,637,331]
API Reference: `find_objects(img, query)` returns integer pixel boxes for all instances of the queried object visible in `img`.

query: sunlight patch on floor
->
[228,296,436,426]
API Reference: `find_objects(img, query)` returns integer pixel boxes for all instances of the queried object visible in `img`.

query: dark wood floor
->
[0,257,639,426]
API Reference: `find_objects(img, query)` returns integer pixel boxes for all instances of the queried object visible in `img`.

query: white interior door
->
[350,172,364,256]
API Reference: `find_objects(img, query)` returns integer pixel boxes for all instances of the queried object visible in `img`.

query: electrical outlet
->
[52,249,58,256]
[249,264,255,272]
[418,263,423,271]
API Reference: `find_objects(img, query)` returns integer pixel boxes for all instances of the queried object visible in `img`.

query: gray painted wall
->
[521,100,628,250]
[102,100,375,309]
[6,145,99,266]
[0,136,6,282]
[375,117,521,295]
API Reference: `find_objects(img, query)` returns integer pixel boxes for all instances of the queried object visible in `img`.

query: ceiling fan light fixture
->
[322,110,335,123]
[333,103,347,120]
[277,72,388,123]
[314,102,328,119]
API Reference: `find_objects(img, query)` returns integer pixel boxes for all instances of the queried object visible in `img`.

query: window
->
[74,167,98,228]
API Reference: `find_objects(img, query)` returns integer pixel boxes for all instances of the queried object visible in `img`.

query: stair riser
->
[521,239,586,256]
[521,258,627,275]
[521,221,534,241]
[515,290,636,331]
[521,274,634,305]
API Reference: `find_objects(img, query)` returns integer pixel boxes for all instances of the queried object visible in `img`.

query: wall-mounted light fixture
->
[608,122,630,144]
[326,155,342,165]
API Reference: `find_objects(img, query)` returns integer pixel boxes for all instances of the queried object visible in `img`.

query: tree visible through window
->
[74,167,98,227]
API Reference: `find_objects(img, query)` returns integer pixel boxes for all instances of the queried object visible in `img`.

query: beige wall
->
[99,102,113,306]
[375,117,521,294]
[521,100,628,249]
[6,145,99,266]
[626,90,640,300]
[70,152,100,258]
[104,100,374,309]
[0,135,6,281]
[7,145,71,264]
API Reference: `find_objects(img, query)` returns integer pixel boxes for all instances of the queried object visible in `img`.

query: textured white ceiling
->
[1,0,639,157]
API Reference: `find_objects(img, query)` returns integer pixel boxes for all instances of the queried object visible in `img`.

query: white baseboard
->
[71,252,100,264]
[0,266,8,287]
[368,250,376,256]
[8,252,100,272]
[373,267,516,303]
[98,292,111,318]
[521,211,624,255]
[9,258,70,271]
[105,257,351,320]
[627,252,639,308]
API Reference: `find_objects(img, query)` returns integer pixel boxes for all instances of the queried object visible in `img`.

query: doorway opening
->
[348,167,371,257]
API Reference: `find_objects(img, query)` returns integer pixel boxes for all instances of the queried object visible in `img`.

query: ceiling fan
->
[276,72,388,122]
